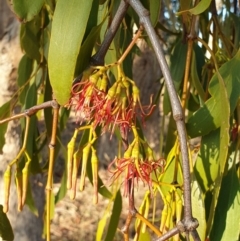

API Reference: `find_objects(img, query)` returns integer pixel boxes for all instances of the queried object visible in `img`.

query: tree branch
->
[127,0,200,240]
[91,1,129,66]
[73,0,129,85]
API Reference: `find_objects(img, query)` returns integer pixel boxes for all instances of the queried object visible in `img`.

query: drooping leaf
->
[75,19,106,77]
[191,175,207,241]
[210,166,240,241]
[11,0,44,22]
[104,190,122,241]
[0,100,14,153]
[20,16,41,62]
[159,140,183,195]
[48,0,93,105]
[149,0,161,27]
[0,205,14,241]
[178,0,211,15]
[187,49,240,137]
[190,49,205,103]
[194,129,220,193]
[163,40,187,114]
[17,55,33,105]
[138,228,151,241]
[96,207,109,241]
[25,181,39,216]
[55,138,68,204]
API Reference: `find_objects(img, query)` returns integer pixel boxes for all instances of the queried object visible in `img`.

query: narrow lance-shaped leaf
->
[210,166,240,241]
[12,0,44,22]
[48,0,93,105]
[149,0,161,27]
[0,205,14,241]
[187,49,240,137]
[178,0,211,15]
[104,191,122,241]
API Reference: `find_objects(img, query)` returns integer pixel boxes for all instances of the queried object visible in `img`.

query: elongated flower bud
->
[3,166,11,213]
[91,148,99,204]
[22,163,29,206]
[70,149,82,200]
[67,132,77,189]
[15,167,23,211]
[79,143,91,191]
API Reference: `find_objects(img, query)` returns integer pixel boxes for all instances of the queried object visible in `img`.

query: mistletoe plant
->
[0,0,240,241]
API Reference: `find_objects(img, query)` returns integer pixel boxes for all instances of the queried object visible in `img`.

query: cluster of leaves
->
[0,0,240,241]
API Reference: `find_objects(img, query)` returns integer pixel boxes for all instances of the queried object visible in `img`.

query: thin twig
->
[0,100,58,124]
[46,103,60,241]
[91,0,129,66]
[121,179,136,241]
[73,0,129,85]
[127,0,200,240]
[154,227,179,241]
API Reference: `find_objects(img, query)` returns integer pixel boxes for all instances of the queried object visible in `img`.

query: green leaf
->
[96,208,109,241]
[25,182,39,216]
[11,0,44,22]
[0,100,13,153]
[187,49,240,137]
[20,17,41,62]
[138,229,151,241]
[75,20,106,76]
[191,176,206,241]
[159,140,183,195]
[163,40,187,114]
[194,129,220,193]
[210,166,240,241]
[149,0,161,27]
[190,50,205,102]
[0,205,14,241]
[104,190,122,241]
[178,0,211,15]
[17,55,33,105]
[48,0,93,105]
[55,139,68,204]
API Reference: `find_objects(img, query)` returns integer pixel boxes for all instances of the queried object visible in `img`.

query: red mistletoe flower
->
[108,157,165,197]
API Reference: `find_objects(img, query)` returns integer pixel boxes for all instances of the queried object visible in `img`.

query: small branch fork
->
[126,0,200,240]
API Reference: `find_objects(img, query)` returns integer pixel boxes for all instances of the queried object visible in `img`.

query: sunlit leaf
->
[194,129,220,193]
[187,49,240,137]
[48,0,93,105]
[104,190,122,241]
[138,228,151,241]
[96,209,109,241]
[11,0,44,22]
[210,166,240,241]
[178,0,211,15]
[191,175,206,241]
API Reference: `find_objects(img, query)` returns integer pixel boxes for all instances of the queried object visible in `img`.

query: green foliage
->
[48,0,94,105]
[0,1,240,241]
[0,205,14,241]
